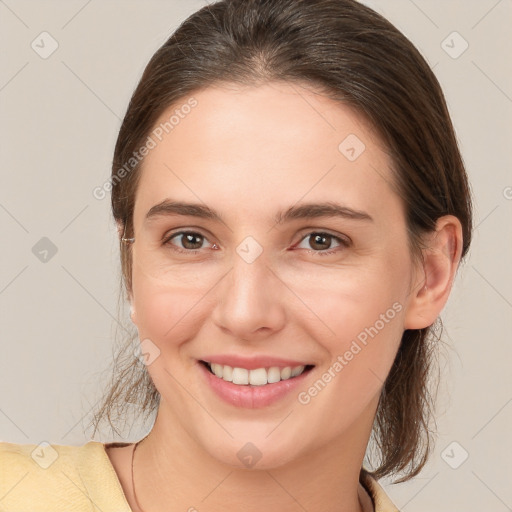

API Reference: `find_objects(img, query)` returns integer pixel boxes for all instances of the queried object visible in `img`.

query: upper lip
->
[200,355,314,370]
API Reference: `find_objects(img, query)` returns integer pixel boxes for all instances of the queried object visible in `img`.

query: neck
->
[131,397,378,512]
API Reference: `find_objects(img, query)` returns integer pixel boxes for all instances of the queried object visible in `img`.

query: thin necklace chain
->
[131,436,373,512]
[131,435,150,512]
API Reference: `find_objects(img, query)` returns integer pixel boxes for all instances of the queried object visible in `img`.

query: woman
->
[0,0,472,511]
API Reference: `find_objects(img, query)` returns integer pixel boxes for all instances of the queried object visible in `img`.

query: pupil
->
[183,233,202,249]
[311,234,330,250]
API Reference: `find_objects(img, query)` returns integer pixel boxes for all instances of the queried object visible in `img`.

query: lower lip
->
[199,362,313,409]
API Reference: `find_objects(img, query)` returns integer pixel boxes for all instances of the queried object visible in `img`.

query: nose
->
[211,253,286,341]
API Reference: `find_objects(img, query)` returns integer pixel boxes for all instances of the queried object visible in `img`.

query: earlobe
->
[130,302,138,325]
[404,215,463,330]
[127,288,137,323]
[128,289,137,321]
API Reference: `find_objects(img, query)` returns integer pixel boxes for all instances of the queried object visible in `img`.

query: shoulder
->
[360,469,400,512]
[0,440,132,511]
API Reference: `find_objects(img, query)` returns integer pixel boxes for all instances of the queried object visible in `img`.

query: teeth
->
[267,367,281,384]
[291,366,304,377]
[281,367,291,380]
[249,368,267,386]
[208,363,307,386]
[211,363,224,379]
[232,367,249,385]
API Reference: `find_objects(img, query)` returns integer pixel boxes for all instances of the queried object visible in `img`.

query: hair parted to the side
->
[88,0,473,483]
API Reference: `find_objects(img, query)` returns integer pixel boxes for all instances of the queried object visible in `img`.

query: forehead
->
[133,81,400,224]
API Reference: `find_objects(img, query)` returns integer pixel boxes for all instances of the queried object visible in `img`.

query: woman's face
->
[129,81,422,468]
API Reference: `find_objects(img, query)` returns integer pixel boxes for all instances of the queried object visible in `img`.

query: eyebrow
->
[144,199,373,225]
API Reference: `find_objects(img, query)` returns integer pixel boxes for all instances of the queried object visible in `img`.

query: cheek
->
[322,283,405,350]
[315,292,404,397]
[292,279,406,439]
[130,262,215,346]
[289,258,409,393]
[289,256,409,340]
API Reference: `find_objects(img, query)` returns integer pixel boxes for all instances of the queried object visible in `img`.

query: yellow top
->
[0,441,399,511]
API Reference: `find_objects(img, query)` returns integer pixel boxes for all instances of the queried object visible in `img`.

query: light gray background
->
[1,1,511,510]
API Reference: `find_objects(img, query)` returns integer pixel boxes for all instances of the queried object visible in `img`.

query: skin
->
[106,81,463,512]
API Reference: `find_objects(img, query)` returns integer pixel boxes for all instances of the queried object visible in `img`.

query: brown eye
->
[166,231,207,251]
[309,233,333,250]
[295,231,350,255]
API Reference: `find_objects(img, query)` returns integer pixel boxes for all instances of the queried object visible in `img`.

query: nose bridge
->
[231,256,266,303]
[212,243,286,337]
[226,234,271,301]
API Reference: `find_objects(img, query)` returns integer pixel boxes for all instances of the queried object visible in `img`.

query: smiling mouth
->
[200,360,315,386]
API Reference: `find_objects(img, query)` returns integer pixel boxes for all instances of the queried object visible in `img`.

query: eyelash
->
[162,230,351,257]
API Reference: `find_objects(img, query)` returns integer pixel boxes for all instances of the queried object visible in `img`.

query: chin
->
[203,435,305,471]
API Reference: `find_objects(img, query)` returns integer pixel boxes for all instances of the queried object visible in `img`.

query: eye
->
[163,231,214,253]
[162,230,349,256]
[294,231,350,256]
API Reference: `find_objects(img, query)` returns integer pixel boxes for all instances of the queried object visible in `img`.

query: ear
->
[404,215,463,330]
[130,300,137,324]
[115,220,137,322]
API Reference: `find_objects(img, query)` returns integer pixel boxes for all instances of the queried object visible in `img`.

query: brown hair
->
[89,0,473,483]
